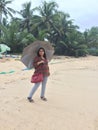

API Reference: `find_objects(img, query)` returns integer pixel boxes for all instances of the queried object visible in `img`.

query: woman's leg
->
[40,76,48,98]
[28,82,41,99]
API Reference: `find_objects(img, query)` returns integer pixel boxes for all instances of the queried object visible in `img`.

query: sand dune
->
[0,56,98,130]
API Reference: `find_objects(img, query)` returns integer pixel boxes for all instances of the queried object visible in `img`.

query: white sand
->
[0,56,98,130]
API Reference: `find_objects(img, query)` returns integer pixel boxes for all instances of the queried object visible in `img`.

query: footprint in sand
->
[0,87,6,90]
[94,118,98,130]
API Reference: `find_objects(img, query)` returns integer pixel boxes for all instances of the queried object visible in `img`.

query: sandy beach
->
[0,56,98,130]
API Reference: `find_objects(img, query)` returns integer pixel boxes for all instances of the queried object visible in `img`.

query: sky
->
[9,0,98,32]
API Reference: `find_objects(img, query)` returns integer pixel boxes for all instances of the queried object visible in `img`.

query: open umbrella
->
[0,44,11,54]
[21,41,54,69]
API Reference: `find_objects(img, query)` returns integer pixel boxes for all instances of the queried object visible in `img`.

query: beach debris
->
[0,70,15,74]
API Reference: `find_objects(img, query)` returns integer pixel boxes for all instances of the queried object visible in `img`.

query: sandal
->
[27,97,34,102]
[41,97,47,101]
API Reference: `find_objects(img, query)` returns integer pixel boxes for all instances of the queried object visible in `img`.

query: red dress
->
[33,56,50,77]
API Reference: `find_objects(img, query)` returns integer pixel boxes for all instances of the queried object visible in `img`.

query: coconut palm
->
[85,27,98,48]
[0,19,36,53]
[0,0,15,23]
[34,1,60,35]
[18,1,34,33]
[0,0,15,36]
[47,11,73,42]
[65,30,88,56]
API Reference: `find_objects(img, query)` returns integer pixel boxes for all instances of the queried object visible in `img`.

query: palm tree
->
[18,1,34,33]
[85,27,98,48]
[34,1,59,36]
[0,0,15,36]
[0,0,15,23]
[65,30,88,56]
[47,11,73,43]
[46,11,78,53]
[0,18,36,53]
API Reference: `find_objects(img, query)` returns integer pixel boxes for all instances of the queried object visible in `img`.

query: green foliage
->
[0,21,35,53]
[0,0,98,57]
[88,48,98,56]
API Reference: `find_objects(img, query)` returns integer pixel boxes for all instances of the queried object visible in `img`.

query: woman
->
[27,47,50,102]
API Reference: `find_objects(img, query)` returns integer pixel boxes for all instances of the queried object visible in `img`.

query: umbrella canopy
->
[21,41,54,69]
[0,44,11,54]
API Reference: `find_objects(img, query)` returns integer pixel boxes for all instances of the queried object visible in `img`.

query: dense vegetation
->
[0,0,98,57]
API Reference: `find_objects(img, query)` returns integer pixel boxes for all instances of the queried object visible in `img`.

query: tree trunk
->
[0,12,2,37]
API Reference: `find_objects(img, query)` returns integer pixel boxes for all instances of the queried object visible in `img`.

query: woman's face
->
[39,49,44,56]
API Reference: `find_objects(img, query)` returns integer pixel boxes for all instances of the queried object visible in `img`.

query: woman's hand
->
[37,60,44,65]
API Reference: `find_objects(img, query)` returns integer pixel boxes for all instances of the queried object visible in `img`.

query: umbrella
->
[0,44,11,54]
[21,40,54,69]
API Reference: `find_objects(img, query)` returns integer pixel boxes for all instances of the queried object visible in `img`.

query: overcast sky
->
[9,0,98,32]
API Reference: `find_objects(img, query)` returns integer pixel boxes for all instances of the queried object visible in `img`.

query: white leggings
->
[28,76,48,98]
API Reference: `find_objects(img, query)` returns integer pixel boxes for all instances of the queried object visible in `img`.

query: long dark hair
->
[37,47,47,59]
